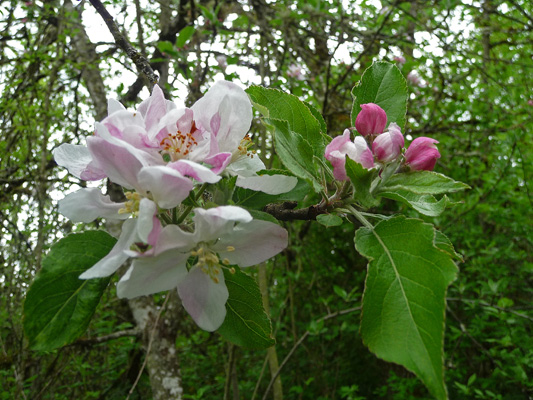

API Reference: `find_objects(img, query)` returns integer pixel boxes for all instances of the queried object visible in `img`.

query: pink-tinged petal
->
[214,220,288,267]
[108,98,126,114]
[204,152,232,174]
[103,110,148,148]
[177,266,229,331]
[53,143,105,181]
[117,250,188,299]
[80,219,138,279]
[191,81,252,153]
[152,107,188,144]
[58,188,128,223]
[355,103,388,136]
[87,136,143,190]
[193,206,252,242]
[236,174,298,195]
[170,159,222,183]
[345,136,374,169]
[137,84,168,130]
[325,129,352,181]
[137,166,194,209]
[372,123,404,162]
[405,137,440,171]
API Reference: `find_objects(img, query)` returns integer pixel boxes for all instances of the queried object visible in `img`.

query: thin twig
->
[261,307,360,400]
[88,0,158,85]
[71,328,141,346]
[126,295,171,400]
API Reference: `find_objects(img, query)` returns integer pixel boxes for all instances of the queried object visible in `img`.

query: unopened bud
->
[372,123,404,162]
[405,137,441,171]
[355,103,387,136]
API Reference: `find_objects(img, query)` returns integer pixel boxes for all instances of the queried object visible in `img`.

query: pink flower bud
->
[393,56,406,65]
[405,137,441,171]
[372,123,404,162]
[355,103,387,136]
[325,130,374,180]
[528,99,533,106]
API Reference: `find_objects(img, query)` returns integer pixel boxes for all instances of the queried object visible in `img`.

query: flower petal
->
[226,155,265,178]
[191,81,252,153]
[236,174,298,195]
[214,220,288,267]
[137,165,194,209]
[58,188,128,223]
[117,250,188,299]
[193,206,252,242]
[177,266,229,331]
[79,219,138,279]
[170,159,222,183]
[53,143,106,181]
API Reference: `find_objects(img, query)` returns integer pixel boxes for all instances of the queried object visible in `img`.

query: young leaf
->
[175,26,195,49]
[378,190,452,217]
[263,117,322,193]
[246,86,325,155]
[345,158,379,209]
[378,171,470,195]
[351,62,408,131]
[23,231,117,351]
[316,213,343,227]
[355,216,458,400]
[217,268,275,349]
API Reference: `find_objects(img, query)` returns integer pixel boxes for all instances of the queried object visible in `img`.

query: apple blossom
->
[393,55,406,65]
[325,129,374,180]
[354,103,387,136]
[95,206,289,332]
[216,54,227,71]
[407,71,422,87]
[372,123,404,162]
[405,137,441,171]
[287,64,305,81]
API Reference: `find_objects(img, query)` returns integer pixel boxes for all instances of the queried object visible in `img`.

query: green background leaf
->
[264,117,322,192]
[23,231,116,351]
[355,216,458,400]
[351,62,408,130]
[218,268,275,349]
[175,25,195,49]
[246,85,325,155]
[378,190,452,217]
[378,171,470,195]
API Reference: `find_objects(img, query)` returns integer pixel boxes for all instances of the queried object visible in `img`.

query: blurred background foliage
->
[0,0,531,399]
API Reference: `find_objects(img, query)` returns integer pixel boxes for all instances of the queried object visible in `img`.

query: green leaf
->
[157,40,176,55]
[218,268,275,349]
[434,230,463,262]
[316,213,343,227]
[23,231,117,351]
[378,190,452,217]
[355,216,458,400]
[264,118,322,193]
[246,86,325,155]
[378,171,470,195]
[175,26,195,49]
[304,101,327,133]
[351,62,408,130]
[345,158,379,208]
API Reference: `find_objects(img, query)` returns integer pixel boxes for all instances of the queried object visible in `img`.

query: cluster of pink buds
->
[393,55,406,65]
[325,103,441,179]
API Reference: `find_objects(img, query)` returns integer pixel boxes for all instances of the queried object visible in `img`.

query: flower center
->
[118,191,142,215]
[160,122,199,161]
[190,245,236,283]
[232,134,256,162]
